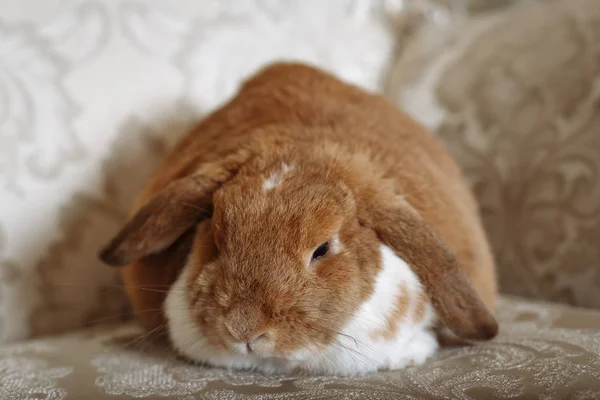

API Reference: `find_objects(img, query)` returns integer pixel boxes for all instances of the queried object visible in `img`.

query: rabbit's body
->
[102,63,497,375]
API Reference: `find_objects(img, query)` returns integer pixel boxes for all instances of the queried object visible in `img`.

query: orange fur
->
[100,62,498,354]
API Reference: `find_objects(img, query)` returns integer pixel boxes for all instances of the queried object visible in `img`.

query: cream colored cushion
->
[387,0,600,308]
[0,0,395,343]
[2,297,600,399]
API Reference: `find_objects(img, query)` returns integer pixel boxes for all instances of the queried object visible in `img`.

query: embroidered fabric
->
[2,297,599,399]
[387,0,600,309]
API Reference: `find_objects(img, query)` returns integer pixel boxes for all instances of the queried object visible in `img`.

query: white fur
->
[165,245,437,376]
[262,175,280,191]
[263,163,294,191]
[314,245,438,374]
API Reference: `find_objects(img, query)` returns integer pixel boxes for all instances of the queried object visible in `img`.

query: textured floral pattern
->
[0,22,80,194]
[0,343,72,400]
[119,0,393,111]
[387,0,600,308]
[0,0,112,343]
[93,351,287,398]
[88,298,600,399]
[0,0,397,343]
[2,297,600,399]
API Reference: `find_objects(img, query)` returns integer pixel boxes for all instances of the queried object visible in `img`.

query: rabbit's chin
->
[164,245,439,376]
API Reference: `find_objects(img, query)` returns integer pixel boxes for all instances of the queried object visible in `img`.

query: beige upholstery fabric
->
[2,296,600,399]
[4,1,600,398]
[387,0,600,308]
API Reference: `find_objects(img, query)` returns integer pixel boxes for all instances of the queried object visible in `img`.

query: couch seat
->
[3,296,600,399]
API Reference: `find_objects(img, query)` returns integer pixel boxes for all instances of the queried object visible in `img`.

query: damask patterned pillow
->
[0,0,402,343]
[386,0,600,308]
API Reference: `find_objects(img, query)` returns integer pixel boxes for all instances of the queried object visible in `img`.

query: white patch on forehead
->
[263,175,281,191]
[262,163,294,192]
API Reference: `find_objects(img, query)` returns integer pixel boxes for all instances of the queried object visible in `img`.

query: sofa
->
[2,0,600,398]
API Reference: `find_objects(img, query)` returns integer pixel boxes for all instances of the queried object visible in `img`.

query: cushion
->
[2,296,600,399]
[386,0,600,308]
[0,0,395,343]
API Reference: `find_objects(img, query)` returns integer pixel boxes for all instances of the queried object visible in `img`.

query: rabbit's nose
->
[223,306,264,343]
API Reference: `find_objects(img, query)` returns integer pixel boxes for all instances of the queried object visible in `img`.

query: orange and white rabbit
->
[99,62,498,376]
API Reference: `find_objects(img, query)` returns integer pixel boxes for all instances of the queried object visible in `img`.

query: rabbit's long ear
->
[364,199,498,341]
[98,157,244,267]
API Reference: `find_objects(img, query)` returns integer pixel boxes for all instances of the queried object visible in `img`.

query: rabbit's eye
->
[311,242,329,262]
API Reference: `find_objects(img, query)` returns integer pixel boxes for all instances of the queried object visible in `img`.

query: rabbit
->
[99,62,498,376]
